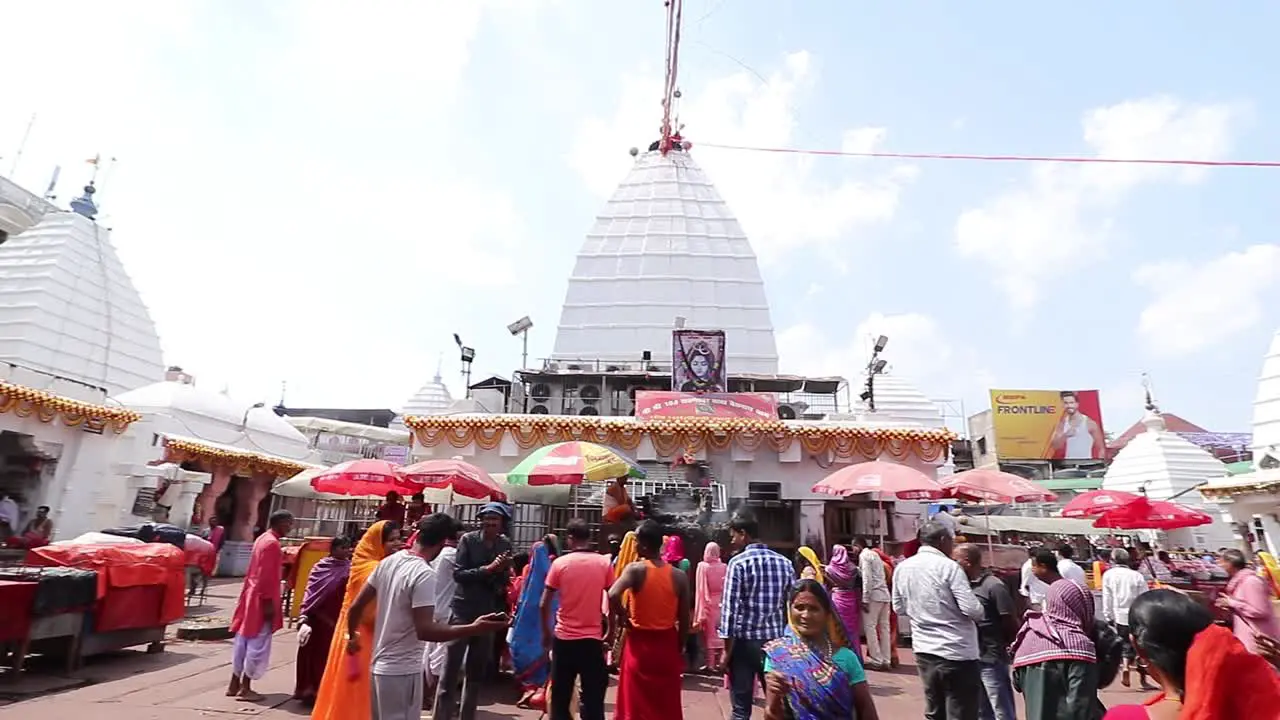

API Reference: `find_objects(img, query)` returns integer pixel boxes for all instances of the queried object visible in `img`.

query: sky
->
[3,0,1279,436]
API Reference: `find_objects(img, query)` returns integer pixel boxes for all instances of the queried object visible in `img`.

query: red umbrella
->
[310,459,420,497]
[942,468,1057,504]
[812,461,945,500]
[1060,490,1143,518]
[1093,498,1214,531]
[402,458,505,500]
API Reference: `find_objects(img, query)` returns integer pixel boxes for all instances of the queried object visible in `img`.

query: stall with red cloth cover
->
[0,580,38,643]
[25,543,186,659]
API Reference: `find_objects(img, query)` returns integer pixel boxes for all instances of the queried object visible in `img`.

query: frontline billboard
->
[989,389,1106,460]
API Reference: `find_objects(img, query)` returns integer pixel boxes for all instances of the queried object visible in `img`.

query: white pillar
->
[1259,514,1280,557]
[799,500,826,554]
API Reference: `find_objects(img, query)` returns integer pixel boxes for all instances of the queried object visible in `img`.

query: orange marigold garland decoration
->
[404,415,953,463]
[0,379,141,433]
[161,436,312,478]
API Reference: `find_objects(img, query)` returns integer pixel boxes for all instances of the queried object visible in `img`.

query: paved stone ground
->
[0,578,1151,719]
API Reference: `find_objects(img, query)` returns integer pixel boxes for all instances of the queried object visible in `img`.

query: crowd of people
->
[225,504,1280,720]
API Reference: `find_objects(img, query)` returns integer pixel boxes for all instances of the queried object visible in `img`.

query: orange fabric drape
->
[310,522,392,720]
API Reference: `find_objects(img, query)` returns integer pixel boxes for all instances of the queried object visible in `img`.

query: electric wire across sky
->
[697,142,1280,168]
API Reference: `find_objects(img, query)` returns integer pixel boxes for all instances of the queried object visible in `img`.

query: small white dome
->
[113,380,309,458]
[401,372,453,416]
[1252,329,1280,466]
[857,373,945,428]
[551,145,778,374]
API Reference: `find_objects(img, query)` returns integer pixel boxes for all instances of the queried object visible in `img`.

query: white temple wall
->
[413,438,944,500]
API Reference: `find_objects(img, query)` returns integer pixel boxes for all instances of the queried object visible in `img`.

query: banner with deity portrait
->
[672,329,727,393]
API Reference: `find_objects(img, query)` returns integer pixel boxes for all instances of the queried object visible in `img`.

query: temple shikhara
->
[404,136,955,551]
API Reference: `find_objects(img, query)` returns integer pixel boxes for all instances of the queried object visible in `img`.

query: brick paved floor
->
[0,578,1154,719]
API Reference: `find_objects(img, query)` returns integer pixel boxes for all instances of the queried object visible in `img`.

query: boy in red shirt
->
[540,519,613,720]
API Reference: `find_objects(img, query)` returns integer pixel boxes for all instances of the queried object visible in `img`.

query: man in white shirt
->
[1101,548,1154,689]
[932,507,960,537]
[893,522,985,720]
[424,531,460,701]
[1056,543,1089,589]
[855,538,893,670]
[1020,547,1049,609]
[346,514,507,720]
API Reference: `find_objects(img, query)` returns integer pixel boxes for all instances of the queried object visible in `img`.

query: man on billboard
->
[1050,391,1105,459]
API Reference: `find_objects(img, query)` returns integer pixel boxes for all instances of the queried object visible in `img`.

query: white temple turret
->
[1252,329,1280,468]
[0,180,164,395]
[551,141,778,374]
[1103,391,1233,546]
[401,370,453,417]
[857,373,946,429]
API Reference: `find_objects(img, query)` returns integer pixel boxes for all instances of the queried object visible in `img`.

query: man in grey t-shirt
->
[346,515,507,720]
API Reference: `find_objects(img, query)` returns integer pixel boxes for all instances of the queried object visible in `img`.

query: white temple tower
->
[0,181,164,395]
[1102,400,1234,548]
[551,142,779,374]
[1252,329,1280,468]
[401,370,454,416]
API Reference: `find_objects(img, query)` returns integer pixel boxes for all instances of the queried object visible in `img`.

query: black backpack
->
[1092,619,1125,688]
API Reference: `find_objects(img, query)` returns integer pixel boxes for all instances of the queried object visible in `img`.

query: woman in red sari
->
[1103,589,1280,719]
[293,536,353,705]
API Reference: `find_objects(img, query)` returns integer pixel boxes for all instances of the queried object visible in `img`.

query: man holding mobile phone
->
[435,502,514,720]
[345,514,507,720]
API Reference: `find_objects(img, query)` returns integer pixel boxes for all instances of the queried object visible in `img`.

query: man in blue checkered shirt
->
[716,513,796,720]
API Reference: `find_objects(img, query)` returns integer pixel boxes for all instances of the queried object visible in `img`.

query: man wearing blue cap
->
[434,501,513,719]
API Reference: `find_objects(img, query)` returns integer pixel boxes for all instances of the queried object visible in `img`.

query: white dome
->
[551,146,779,374]
[113,380,310,458]
[856,373,946,428]
[1252,329,1280,465]
[401,372,453,416]
[1102,409,1228,501]
[0,204,164,395]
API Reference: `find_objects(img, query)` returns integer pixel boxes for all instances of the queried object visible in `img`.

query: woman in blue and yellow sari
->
[762,579,880,720]
[510,540,557,709]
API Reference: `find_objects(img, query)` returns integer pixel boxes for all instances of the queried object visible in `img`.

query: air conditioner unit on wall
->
[529,382,559,415]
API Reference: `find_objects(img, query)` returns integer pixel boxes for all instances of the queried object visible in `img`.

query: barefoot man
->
[227,510,293,701]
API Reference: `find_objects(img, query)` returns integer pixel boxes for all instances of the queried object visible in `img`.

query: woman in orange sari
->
[310,521,403,720]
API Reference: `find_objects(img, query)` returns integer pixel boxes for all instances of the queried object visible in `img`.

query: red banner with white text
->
[634,391,778,421]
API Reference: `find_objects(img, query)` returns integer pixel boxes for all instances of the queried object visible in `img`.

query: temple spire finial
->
[434,352,443,382]
[69,181,98,220]
[1141,372,1159,412]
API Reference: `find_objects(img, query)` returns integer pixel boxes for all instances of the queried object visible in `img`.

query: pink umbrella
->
[942,468,1057,504]
[310,459,421,497]
[1093,498,1213,531]
[812,461,945,500]
[402,458,505,500]
[1060,490,1143,518]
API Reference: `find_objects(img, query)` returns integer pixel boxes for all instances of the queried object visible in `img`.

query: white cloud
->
[570,51,916,263]
[778,312,993,417]
[1134,244,1280,357]
[955,96,1244,310]
[0,2,532,409]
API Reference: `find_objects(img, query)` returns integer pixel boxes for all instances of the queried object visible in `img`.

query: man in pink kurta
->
[227,510,293,701]
[1217,549,1280,655]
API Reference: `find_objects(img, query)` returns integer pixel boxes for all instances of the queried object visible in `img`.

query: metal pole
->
[521,329,529,371]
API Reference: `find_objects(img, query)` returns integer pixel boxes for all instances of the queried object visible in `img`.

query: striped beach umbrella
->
[506,441,646,486]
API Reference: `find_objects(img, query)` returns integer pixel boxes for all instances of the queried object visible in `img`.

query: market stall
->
[0,565,98,672]
[23,543,185,663]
